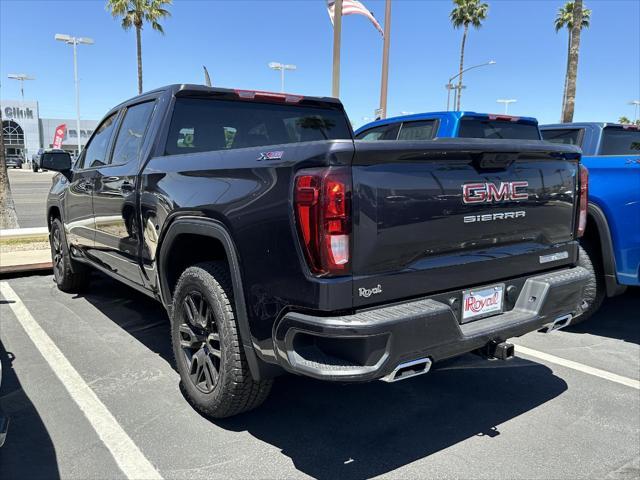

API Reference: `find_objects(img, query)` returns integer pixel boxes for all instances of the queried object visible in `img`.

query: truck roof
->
[540,122,628,129]
[112,84,342,111]
[356,111,539,135]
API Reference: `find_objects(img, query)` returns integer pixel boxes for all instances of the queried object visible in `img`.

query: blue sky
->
[1,0,638,127]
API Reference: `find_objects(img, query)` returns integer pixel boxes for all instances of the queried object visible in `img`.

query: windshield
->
[599,127,640,155]
[458,117,541,140]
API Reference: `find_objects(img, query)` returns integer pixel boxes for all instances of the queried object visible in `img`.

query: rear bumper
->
[273,266,591,382]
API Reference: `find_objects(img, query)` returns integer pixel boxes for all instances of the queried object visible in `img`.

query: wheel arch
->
[47,205,62,230]
[157,216,264,379]
[586,202,626,297]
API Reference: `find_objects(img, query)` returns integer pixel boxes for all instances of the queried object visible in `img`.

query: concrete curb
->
[0,249,52,275]
[0,260,52,275]
[0,227,49,241]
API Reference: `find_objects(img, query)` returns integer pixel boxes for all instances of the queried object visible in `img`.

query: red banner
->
[52,124,66,149]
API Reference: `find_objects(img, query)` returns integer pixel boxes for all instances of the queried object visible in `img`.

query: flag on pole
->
[327,0,384,36]
[52,124,66,149]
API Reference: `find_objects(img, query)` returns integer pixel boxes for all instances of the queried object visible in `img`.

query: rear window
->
[541,128,582,146]
[458,117,541,140]
[599,127,640,155]
[165,97,352,155]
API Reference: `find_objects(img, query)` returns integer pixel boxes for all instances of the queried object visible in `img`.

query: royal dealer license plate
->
[461,284,504,322]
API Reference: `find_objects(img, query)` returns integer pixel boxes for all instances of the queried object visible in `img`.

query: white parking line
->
[0,282,163,480]
[516,344,640,390]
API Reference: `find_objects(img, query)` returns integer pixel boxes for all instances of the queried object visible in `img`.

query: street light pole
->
[55,34,94,155]
[630,100,640,124]
[268,62,297,93]
[72,39,81,155]
[497,99,517,114]
[446,60,495,111]
[7,74,35,161]
[7,74,34,103]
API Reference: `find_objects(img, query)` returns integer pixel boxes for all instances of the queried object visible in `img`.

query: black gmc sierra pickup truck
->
[45,84,591,418]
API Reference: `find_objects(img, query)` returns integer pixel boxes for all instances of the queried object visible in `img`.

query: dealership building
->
[1,99,99,160]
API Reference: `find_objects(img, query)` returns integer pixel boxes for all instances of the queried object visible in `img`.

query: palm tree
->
[106,0,172,94]
[450,0,489,110]
[618,116,632,124]
[555,1,591,122]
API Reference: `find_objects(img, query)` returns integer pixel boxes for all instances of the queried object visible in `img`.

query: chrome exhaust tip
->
[380,358,432,383]
[539,314,573,333]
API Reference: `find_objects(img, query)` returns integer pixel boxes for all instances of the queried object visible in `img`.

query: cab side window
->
[355,123,400,141]
[398,120,437,141]
[81,113,118,169]
[110,102,155,165]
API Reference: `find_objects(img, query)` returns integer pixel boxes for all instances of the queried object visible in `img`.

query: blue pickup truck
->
[355,111,542,141]
[541,123,640,317]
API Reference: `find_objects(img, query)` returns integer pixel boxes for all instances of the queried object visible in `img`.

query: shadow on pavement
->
[0,340,60,479]
[78,272,569,479]
[566,288,639,345]
[213,357,567,480]
[76,272,174,364]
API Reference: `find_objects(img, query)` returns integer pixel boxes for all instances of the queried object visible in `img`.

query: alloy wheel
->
[51,227,64,282]
[179,291,222,394]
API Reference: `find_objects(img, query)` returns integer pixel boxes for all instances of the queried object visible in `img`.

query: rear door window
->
[541,128,583,146]
[110,101,155,165]
[165,98,352,155]
[355,123,400,141]
[599,127,640,155]
[458,117,541,140]
[398,120,437,141]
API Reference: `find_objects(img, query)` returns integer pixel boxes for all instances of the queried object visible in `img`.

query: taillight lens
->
[294,167,351,276]
[577,164,589,237]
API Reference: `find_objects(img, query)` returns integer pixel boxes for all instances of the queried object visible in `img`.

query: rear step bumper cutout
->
[273,266,591,382]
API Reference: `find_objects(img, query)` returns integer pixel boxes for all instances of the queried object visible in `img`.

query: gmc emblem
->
[462,181,529,204]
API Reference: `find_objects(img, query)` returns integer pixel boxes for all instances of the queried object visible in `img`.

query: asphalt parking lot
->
[0,272,638,479]
[6,168,55,228]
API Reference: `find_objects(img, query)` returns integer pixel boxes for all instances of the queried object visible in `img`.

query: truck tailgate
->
[351,139,582,306]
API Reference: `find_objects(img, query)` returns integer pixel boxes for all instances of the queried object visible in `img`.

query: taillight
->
[488,114,520,122]
[577,164,589,237]
[294,167,351,276]
[234,89,303,103]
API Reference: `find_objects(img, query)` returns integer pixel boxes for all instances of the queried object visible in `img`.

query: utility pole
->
[331,0,343,97]
[378,0,392,119]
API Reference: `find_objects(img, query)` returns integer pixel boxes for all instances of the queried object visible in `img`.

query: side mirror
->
[41,152,72,172]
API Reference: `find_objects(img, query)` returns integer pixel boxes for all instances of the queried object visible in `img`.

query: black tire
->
[573,244,605,325]
[171,261,272,418]
[50,218,91,293]
[32,164,39,172]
